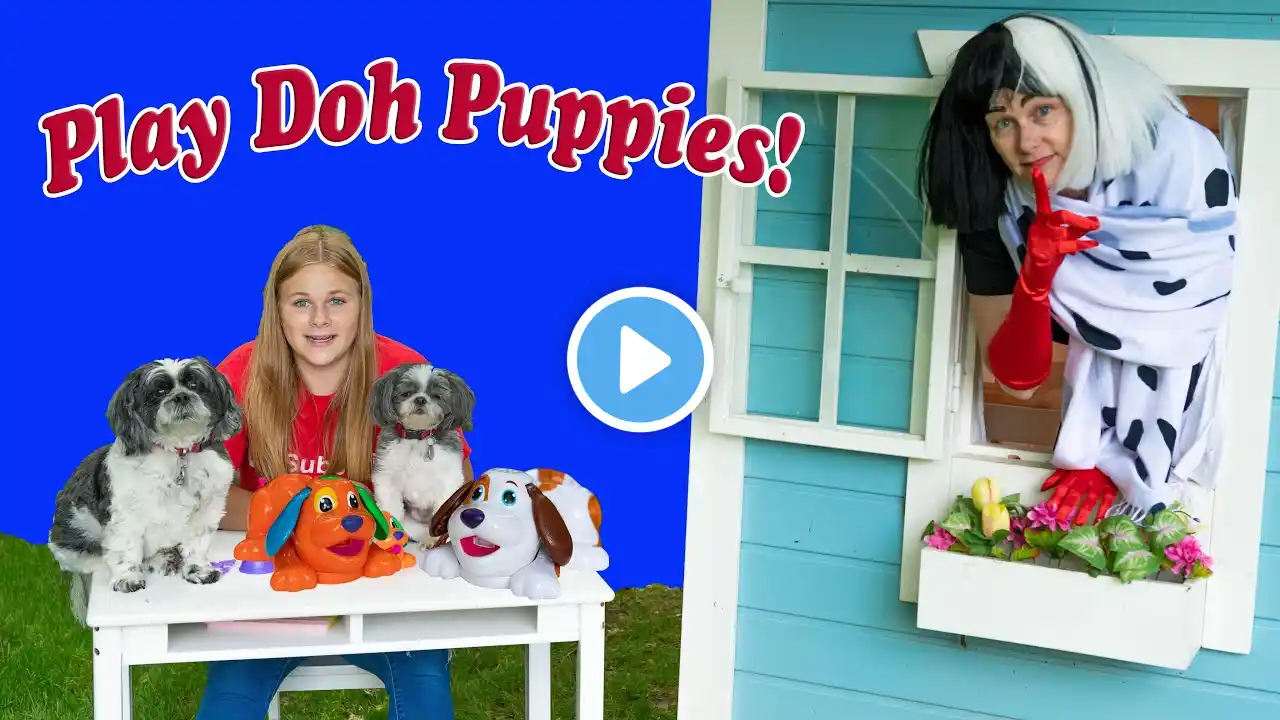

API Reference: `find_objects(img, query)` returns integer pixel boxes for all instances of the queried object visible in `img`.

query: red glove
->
[987,167,1100,391]
[1042,467,1117,525]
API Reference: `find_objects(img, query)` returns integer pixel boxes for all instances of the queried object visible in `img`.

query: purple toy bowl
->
[239,560,274,575]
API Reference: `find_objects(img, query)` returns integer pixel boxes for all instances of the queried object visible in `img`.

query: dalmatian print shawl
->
[996,110,1237,520]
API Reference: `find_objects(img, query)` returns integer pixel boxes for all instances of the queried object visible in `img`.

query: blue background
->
[2,2,712,590]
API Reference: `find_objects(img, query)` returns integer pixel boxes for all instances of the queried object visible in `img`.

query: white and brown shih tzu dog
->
[370,362,476,545]
[48,357,243,619]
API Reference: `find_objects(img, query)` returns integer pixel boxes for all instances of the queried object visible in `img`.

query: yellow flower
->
[971,476,1001,508]
[982,503,1011,538]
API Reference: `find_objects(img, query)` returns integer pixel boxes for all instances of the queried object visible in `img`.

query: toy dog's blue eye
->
[501,489,517,506]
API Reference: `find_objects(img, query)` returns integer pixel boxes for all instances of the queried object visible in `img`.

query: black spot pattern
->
[1119,249,1151,261]
[1070,311,1123,350]
[1017,206,1035,243]
[1154,279,1188,296]
[1149,502,1166,515]
[1229,235,1236,251]
[1118,200,1133,206]
[1102,406,1116,427]
[1137,366,1159,391]
[1157,418,1177,452]
[1140,201,1152,207]
[1082,252,1125,271]
[1123,420,1144,452]
[1185,361,1204,412]
[1135,456,1149,482]
[1205,168,1230,208]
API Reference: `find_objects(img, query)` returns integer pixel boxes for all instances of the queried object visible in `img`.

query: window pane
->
[747,265,826,420]
[756,92,836,252]
[847,96,932,260]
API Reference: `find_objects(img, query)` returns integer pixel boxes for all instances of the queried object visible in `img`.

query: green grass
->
[0,533,681,720]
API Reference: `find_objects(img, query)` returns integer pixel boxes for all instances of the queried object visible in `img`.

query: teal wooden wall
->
[734,2,1280,717]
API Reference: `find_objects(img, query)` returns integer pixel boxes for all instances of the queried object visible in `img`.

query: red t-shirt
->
[217,334,471,490]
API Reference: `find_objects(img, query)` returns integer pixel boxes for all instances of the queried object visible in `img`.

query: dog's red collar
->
[174,443,202,456]
[393,424,436,441]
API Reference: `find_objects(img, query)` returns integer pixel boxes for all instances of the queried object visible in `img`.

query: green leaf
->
[1098,514,1137,536]
[961,530,988,547]
[1024,528,1067,551]
[1190,562,1214,579]
[999,493,1021,506]
[921,520,937,542]
[948,542,970,554]
[990,546,1010,560]
[1010,546,1040,562]
[1087,566,1102,578]
[941,509,974,537]
[1148,509,1188,553]
[967,542,991,556]
[1112,548,1161,584]
[1059,525,1108,571]
[958,497,981,521]
[989,529,1010,545]
[1102,516,1146,554]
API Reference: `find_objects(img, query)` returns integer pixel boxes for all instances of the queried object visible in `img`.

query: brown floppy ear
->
[527,483,573,567]
[431,481,475,537]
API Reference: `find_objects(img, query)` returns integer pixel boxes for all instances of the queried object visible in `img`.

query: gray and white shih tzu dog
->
[370,362,475,545]
[48,357,243,620]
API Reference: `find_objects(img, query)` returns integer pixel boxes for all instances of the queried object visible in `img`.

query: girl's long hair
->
[242,225,378,484]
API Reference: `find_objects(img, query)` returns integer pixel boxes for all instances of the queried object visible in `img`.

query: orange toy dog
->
[233,474,415,592]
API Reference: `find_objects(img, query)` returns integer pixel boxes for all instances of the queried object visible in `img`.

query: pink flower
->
[1164,535,1212,577]
[1008,515,1029,549]
[926,526,957,551]
[1026,503,1070,532]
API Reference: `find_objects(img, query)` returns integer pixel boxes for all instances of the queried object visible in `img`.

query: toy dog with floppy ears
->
[420,468,609,600]
[233,474,415,592]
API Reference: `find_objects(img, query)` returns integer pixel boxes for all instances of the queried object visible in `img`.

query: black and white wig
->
[917,14,1185,233]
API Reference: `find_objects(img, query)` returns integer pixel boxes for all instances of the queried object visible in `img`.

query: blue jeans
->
[195,650,453,720]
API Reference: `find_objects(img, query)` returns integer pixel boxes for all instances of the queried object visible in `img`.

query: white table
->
[85,531,615,720]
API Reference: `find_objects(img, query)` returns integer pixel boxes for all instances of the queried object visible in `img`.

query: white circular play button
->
[567,287,714,433]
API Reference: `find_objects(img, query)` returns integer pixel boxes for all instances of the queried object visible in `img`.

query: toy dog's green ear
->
[353,484,391,541]
[265,487,312,556]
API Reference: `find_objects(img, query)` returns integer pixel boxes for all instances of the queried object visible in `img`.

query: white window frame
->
[707,73,958,461]
[900,29,1280,661]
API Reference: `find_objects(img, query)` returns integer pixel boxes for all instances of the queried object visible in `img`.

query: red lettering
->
[39,101,100,198]
[251,64,320,152]
[95,95,129,182]
[599,97,658,180]
[177,97,231,183]
[317,81,368,146]
[438,59,503,144]
[497,83,554,149]
[683,115,734,177]
[38,92,231,198]
[128,104,180,175]
[364,57,423,144]
[654,83,693,169]
[765,113,805,198]
[729,125,772,187]
[548,90,607,172]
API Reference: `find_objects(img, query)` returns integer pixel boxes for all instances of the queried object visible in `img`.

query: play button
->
[567,287,714,433]
[619,326,670,394]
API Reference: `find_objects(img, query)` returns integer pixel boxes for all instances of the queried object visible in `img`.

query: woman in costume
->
[918,14,1237,526]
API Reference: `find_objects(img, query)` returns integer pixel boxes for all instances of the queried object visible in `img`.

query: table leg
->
[575,604,606,720]
[93,627,127,720]
[525,643,552,720]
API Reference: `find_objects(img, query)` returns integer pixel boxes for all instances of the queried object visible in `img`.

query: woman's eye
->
[330,297,346,305]
[1036,105,1052,117]
[293,299,309,308]
[502,489,517,506]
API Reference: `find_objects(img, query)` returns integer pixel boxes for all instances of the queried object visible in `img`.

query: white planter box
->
[916,547,1206,670]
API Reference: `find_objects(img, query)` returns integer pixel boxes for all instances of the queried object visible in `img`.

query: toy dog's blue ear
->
[265,487,312,557]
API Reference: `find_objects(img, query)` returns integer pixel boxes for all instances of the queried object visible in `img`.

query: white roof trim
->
[917,29,1280,91]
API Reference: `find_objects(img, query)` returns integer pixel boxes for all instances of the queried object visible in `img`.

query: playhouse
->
[679,1,1280,717]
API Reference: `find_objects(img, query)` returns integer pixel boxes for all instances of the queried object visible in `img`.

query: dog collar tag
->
[176,454,188,485]
[423,439,435,461]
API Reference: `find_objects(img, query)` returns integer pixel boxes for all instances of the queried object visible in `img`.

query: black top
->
[958,227,1070,345]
